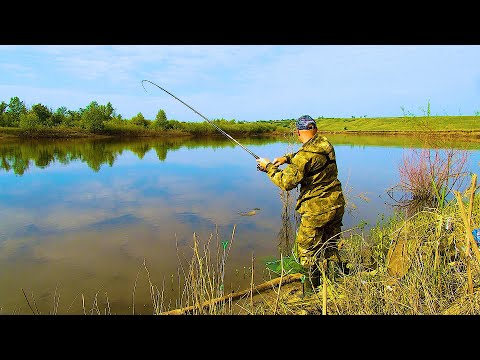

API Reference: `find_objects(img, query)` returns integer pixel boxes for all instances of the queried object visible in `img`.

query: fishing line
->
[141,79,260,160]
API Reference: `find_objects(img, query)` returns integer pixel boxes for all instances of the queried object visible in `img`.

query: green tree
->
[65,110,81,127]
[0,101,7,127]
[52,106,68,127]
[6,96,27,127]
[131,112,149,127]
[81,101,107,132]
[55,106,68,117]
[31,103,52,127]
[49,113,65,127]
[7,96,26,115]
[167,119,182,130]
[153,109,168,130]
[104,102,115,118]
[19,112,41,131]
[0,101,7,114]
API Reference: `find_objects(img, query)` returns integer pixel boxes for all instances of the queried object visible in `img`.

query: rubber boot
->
[302,267,321,297]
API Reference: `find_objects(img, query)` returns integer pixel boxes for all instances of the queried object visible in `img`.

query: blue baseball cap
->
[296,115,317,130]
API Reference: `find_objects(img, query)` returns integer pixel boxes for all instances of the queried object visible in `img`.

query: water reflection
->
[0,134,479,314]
[0,137,281,175]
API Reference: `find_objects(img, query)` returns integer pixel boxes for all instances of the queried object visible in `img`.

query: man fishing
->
[256,115,345,294]
[142,82,345,294]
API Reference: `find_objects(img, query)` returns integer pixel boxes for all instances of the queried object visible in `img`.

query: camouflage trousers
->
[294,206,344,270]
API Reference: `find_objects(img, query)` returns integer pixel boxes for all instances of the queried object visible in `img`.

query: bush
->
[19,112,41,131]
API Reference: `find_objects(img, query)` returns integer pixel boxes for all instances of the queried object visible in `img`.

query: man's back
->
[290,133,345,221]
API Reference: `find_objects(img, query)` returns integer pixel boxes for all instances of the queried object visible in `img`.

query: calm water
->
[1,135,479,314]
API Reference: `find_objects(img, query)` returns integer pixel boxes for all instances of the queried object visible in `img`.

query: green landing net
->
[263,255,305,276]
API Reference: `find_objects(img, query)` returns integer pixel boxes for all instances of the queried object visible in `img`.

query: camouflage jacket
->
[264,132,345,223]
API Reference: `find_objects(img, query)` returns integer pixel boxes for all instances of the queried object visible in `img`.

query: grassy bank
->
[0,126,189,139]
[1,115,480,140]
[152,174,480,315]
[316,115,480,132]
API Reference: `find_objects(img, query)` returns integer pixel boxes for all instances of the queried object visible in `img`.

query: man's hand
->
[256,157,271,172]
[272,156,287,166]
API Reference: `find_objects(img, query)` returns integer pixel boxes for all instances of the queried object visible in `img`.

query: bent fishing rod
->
[141,79,259,160]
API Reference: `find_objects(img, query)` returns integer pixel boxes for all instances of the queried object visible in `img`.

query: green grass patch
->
[316,116,480,132]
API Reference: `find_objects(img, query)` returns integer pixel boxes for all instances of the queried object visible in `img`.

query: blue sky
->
[0,45,479,122]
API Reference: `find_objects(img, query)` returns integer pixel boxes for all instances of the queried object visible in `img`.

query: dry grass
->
[387,136,470,215]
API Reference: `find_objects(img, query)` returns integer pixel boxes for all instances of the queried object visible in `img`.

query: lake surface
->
[1,134,479,314]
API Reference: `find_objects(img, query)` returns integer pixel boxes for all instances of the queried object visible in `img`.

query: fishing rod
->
[141,79,260,160]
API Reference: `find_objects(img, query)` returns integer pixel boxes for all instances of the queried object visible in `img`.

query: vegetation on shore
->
[1,96,479,139]
[158,183,480,315]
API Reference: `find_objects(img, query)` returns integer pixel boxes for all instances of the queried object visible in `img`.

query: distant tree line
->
[0,96,294,136]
